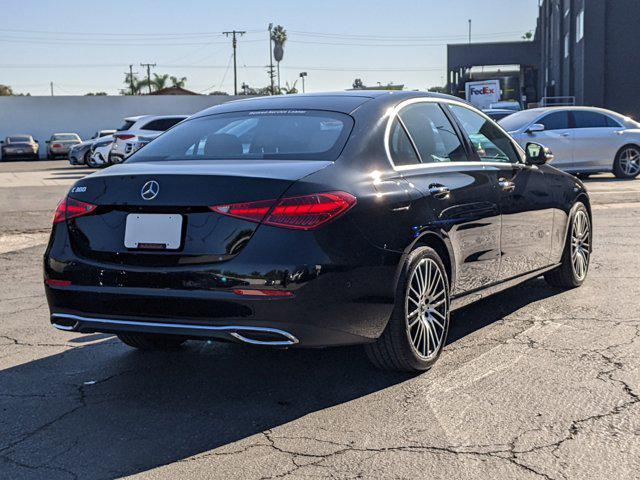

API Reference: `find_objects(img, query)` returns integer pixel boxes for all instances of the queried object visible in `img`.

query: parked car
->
[87,136,114,168]
[489,100,521,112]
[46,133,82,159]
[483,108,514,122]
[69,130,116,165]
[110,115,187,163]
[1,135,39,161]
[45,91,591,372]
[500,106,640,179]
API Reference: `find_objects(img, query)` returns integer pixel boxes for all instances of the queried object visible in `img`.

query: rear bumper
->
[44,222,402,347]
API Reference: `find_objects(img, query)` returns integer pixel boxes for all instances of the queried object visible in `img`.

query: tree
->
[209,91,229,96]
[0,84,14,96]
[121,73,145,95]
[280,80,298,95]
[85,92,108,96]
[428,85,448,94]
[151,73,170,91]
[522,30,533,41]
[271,25,287,91]
[352,78,364,89]
[170,76,187,88]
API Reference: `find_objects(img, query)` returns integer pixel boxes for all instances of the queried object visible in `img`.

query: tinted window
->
[389,118,420,166]
[129,110,353,162]
[573,111,610,128]
[52,134,79,141]
[7,136,31,143]
[117,120,136,131]
[539,111,571,130]
[606,116,622,128]
[398,103,466,163]
[448,104,520,164]
[142,118,184,132]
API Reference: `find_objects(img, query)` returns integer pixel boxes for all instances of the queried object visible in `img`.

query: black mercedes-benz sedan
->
[44,91,592,372]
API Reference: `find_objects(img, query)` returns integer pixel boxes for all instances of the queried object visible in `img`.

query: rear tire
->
[86,154,100,168]
[613,145,640,179]
[544,202,591,288]
[117,333,186,351]
[365,247,450,372]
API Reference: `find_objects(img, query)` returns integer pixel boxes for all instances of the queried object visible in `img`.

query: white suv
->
[110,115,187,163]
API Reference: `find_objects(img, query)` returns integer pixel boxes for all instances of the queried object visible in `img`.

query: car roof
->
[191,90,467,118]
[125,114,188,122]
[51,132,79,136]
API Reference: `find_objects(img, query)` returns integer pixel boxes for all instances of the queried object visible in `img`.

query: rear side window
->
[572,111,612,128]
[397,103,466,163]
[117,120,136,131]
[448,104,520,164]
[142,118,184,132]
[389,118,420,166]
[539,111,571,130]
[128,110,353,162]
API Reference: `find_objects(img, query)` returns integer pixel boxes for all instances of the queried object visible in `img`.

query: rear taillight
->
[115,134,135,140]
[210,191,356,230]
[52,143,62,148]
[53,197,97,224]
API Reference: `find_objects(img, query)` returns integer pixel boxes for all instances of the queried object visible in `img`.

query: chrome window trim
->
[384,97,526,172]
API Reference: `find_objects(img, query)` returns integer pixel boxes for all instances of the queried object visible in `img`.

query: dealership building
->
[447,0,640,117]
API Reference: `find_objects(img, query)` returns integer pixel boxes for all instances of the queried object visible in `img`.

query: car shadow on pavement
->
[0,278,562,479]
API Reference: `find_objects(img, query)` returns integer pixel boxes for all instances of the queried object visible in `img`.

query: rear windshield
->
[52,134,79,141]
[7,136,31,143]
[127,110,354,162]
[117,120,136,131]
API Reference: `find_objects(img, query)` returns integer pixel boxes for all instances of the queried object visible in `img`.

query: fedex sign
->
[465,80,501,109]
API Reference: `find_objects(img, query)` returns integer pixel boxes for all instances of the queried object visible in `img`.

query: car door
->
[447,104,555,281]
[390,100,502,296]
[570,110,624,171]
[526,110,575,170]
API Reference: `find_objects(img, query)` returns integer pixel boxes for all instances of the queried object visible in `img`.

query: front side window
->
[539,111,571,130]
[572,111,611,129]
[142,118,184,132]
[397,103,466,163]
[128,110,353,162]
[448,104,520,164]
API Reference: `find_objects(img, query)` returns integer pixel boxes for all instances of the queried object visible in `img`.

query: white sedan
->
[500,106,640,179]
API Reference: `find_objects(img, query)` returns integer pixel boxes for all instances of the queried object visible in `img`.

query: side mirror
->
[525,142,554,166]
[526,123,545,134]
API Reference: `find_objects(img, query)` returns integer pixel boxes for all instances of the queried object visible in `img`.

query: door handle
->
[428,184,450,199]
[498,178,515,192]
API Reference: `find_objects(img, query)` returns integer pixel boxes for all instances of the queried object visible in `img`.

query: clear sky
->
[0,0,539,96]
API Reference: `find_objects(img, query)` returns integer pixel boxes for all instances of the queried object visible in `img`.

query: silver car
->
[46,133,82,159]
[500,106,640,179]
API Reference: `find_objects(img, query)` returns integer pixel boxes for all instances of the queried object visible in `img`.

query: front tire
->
[544,203,591,288]
[365,247,450,372]
[117,333,186,351]
[613,146,640,179]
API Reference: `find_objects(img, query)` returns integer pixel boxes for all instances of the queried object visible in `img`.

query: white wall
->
[0,95,244,157]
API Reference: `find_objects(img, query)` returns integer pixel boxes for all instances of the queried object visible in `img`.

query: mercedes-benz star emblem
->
[141,180,159,200]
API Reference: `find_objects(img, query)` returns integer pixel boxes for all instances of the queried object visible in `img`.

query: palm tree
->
[170,76,187,88]
[151,73,170,91]
[280,80,298,95]
[271,25,287,91]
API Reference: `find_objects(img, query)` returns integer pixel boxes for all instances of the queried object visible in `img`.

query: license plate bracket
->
[124,214,182,250]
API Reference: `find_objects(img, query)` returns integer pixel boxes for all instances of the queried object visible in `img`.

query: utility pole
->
[468,19,472,43]
[140,62,156,94]
[223,30,246,95]
[126,64,138,95]
[268,23,275,95]
[50,82,53,96]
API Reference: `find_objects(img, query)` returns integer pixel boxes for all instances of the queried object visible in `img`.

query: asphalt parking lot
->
[1,160,639,479]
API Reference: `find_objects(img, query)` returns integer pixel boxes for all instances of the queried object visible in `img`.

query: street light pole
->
[299,72,307,93]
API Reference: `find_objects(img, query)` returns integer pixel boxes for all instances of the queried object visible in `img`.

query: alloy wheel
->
[571,210,590,281]
[405,258,448,360]
[619,147,640,177]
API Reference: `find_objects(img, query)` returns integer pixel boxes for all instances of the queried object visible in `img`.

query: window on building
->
[564,33,570,58]
[576,10,584,42]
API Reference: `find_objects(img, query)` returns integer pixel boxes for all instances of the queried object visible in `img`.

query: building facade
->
[447,0,640,117]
